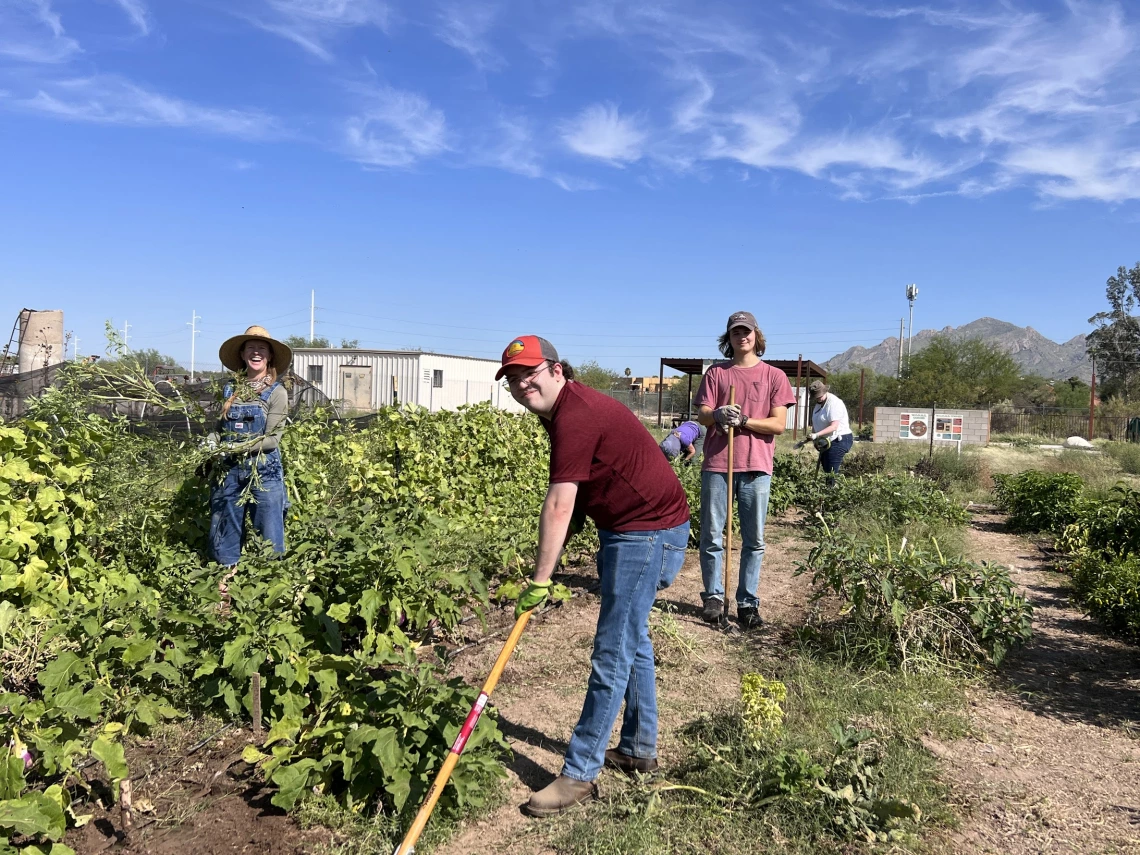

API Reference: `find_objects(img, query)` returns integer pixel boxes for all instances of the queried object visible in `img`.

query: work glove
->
[515,579,552,618]
[712,404,742,428]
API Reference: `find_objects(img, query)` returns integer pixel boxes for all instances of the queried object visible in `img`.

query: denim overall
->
[208,382,286,566]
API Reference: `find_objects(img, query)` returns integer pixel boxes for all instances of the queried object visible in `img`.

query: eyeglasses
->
[504,361,552,386]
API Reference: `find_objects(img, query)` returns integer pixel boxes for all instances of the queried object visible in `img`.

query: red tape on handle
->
[450,692,488,755]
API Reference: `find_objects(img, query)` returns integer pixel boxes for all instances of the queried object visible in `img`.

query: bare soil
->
[65,512,1140,855]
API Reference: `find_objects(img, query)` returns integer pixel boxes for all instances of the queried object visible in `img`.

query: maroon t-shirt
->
[543,382,690,533]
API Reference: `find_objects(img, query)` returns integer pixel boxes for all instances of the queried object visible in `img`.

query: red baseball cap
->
[496,335,560,380]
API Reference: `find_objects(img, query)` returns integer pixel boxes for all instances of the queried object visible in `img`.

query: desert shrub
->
[992,471,1084,533]
[1100,441,1140,475]
[911,449,985,492]
[1070,552,1140,639]
[799,533,1033,668]
[841,448,888,478]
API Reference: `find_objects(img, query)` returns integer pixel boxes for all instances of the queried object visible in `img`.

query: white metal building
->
[290,348,526,414]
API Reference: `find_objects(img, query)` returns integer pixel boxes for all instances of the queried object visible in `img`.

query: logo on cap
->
[730,313,748,324]
[506,340,526,356]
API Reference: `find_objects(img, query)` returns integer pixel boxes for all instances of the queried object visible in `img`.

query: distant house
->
[290,348,526,414]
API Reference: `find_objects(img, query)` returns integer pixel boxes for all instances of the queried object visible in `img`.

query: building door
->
[341,366,373,410]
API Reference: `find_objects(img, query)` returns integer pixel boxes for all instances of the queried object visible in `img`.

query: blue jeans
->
[820,434,853,474]
[562,522,690,781]
[208,449,287,566]
[699,471,770,609]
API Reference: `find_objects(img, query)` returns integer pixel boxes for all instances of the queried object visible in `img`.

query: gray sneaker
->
[738,607,762,630]
[702,597,723,623]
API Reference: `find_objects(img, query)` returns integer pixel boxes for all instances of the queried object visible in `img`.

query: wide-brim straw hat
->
[218,325,293,374]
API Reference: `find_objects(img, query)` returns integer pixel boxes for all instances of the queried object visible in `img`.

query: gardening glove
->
[515,579,552,618]
[712,404,741,428]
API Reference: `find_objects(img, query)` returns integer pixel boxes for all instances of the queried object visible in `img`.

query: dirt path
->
[434,516,814,855]
[935,512,1140,855]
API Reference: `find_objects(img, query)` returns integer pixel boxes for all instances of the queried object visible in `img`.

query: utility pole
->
[906,283,919,361]
[121,320,131,348]
[896,318,904,381]
[188,310,201,382]
[310,290,315,344]
[1088,359,1096,442]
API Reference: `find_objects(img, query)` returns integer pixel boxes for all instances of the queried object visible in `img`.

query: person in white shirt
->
[806,380,853,476]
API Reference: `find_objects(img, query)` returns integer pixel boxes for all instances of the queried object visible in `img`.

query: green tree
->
[1087,262,1140,401]
[826,368,900,421]
[339,338,360,349]
[899,336,1021,408]
[574,360,622,391]
[100,348,185,375]
[284,334,331,348]
[1055,377,1092,410]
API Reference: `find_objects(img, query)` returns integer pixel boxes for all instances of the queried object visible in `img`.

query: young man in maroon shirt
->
[496,335,691,817]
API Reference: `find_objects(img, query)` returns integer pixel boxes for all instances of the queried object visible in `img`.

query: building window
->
[308,365,323,383]
[432,369,443,388]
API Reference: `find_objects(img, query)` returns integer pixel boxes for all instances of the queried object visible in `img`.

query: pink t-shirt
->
[695,361,796,474]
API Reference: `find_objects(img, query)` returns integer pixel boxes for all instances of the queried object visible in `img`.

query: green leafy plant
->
[799,531,1033,667]
[739,674,787,748]
[1070,552,1140,639]
[993,471,1084,534]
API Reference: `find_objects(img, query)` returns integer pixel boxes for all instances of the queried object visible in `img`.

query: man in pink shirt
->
[694,311,796,629]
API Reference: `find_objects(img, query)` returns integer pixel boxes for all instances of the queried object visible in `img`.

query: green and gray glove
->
[515,579,552,618]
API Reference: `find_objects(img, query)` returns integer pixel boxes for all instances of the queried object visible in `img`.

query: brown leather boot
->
[604,748,659,777]
[523,775,599,817]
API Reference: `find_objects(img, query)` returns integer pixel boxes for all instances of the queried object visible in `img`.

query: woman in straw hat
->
[209,325,292,602]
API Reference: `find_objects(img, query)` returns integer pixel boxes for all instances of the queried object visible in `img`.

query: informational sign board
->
[934,415,964,441]
[900,412,963,440]
[899,412,927,439]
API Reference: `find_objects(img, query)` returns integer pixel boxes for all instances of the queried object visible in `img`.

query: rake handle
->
[723,385,735,621]
[394,610,533,855]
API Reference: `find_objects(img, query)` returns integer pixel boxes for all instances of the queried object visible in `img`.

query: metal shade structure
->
[655,356,828,429]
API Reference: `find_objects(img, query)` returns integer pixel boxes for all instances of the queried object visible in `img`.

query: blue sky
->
[1,0,1136,374]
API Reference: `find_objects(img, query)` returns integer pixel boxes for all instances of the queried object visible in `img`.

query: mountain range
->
[823,318,1092,381]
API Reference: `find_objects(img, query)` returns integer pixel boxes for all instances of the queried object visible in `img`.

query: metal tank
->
[18,309,65,373]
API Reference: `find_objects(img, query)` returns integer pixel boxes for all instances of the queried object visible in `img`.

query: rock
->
[1063,436,1094,449]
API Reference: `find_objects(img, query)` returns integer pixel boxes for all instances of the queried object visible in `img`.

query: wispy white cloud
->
[0,0,81,63]
[475,113,541,177]
[343,84,447,167]
[109,0,150,36]
[8,76,279,139]
[562,102,645,165]
[435,2,502,70]
[561,0,1140,202]
[249,0,390,61]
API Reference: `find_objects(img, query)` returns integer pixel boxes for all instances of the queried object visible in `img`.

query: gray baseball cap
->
[725,311,758,332]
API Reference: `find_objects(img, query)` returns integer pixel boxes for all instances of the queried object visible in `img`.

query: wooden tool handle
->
[395,611,533,855]
[724,386,735,620]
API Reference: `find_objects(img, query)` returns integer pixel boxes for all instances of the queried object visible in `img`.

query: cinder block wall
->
[872,407,990,445]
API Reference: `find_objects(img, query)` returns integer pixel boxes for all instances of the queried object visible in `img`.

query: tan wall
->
[872,406,991,445]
